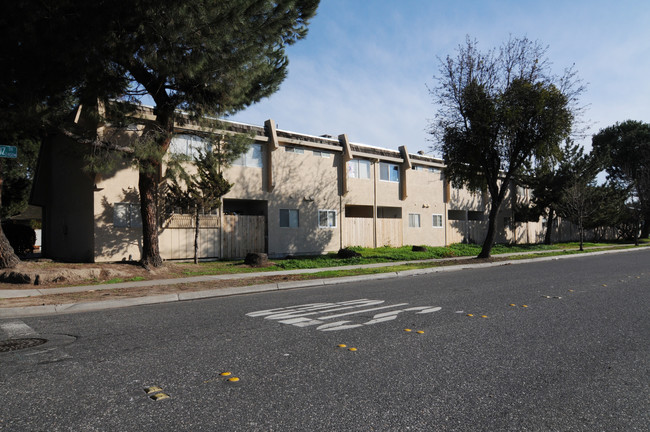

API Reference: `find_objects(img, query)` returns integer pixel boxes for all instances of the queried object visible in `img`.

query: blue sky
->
[230,0,650,156]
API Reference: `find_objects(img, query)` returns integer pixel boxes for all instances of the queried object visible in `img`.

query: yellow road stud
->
[220,372,232,376]
[337,344,347,348]
[416,330,424,334]
[348,347,357,352]
[466,314,474,317]
[481,315,488,318]
[404,329,412,332]
[144,386,163,394]
[228,377,240,382]
[522,305,528,308]
[150,393,170,401]
[508,304,516,307]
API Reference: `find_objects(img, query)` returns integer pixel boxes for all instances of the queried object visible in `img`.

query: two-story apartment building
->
[31,104,554,263]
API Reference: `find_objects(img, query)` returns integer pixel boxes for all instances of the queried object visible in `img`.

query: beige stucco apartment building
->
[32,104,571,263]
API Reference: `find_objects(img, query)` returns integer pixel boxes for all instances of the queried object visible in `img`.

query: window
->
[347,159,371,179]
[285,146,304,154]
[468,211,486,221]
[169,134,211,157]
[379,162,399,182]
[113,203,142,228]
[432,214,443,228]
[313,150,331,158]
[448,210,466,221]
[318,210,337,228]
[233,143,263,167]
[280,209,299,228]
[408,213,421,228]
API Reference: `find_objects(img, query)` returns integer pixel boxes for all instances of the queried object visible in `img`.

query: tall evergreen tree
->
[3,0,319,268]
[592,120,650,238]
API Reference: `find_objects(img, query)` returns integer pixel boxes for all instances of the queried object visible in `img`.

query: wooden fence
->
[222,215,265,258]
[159,214,265,260]
[343,217,403,248]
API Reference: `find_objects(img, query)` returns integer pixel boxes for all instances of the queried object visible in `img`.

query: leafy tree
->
[557,179,600,251]
[430,36,581,257]
[583,183,637,243]
[592,120,650,238]
[165,131,250,264]
[3,0,319,268]
[515,141,597,244]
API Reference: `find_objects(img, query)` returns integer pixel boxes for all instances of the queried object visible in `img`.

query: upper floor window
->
[169,134,211,158]
[285,146,304,154]
[347,159,371,179]
[233,143,263,168]
[379,162,399,182]
[313,150,331,158]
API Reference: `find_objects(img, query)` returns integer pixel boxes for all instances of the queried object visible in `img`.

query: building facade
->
[32,105,574,263]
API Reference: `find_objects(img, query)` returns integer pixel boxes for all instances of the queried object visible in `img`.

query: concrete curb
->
[1,246,647,318]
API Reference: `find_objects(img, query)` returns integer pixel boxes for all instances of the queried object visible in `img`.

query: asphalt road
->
[1,249,648,431]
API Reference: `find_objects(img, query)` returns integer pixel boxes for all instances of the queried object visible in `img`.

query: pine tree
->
[2,0,319,268]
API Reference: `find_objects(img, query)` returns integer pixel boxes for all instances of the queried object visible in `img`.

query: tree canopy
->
[592,120,650,238]
[429,36,581,257]
[3,0,320,268]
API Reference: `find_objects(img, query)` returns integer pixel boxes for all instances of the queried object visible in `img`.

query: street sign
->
[0,146,17,158]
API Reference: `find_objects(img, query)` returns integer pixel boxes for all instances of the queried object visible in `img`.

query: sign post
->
[0,146,18,159]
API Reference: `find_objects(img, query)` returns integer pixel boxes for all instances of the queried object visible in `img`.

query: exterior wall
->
[252,143,342,256]
[33,105,619,263]
[401,167,446,247]
[92,158,145,262]
[32,137,95,262]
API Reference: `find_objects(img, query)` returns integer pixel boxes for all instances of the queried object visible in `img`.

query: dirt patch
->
[0,274,307,308]
[0,260,218,289]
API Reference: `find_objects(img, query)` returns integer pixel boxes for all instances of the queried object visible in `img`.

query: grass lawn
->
[180,241,638,277]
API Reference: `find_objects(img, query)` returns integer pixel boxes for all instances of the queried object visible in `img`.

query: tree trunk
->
[544,209,554,245]
[641,218,649,239]
[138,105,174,269]
[194,207,200,265]
[139,169,163,269]
[578,216,584,251]
[0,227,20,269]
[478,198,501,259]
[0,169,20,269]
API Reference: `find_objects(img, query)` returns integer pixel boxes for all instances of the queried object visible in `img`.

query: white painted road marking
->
[247,299,442,331]
[1,321,37,338]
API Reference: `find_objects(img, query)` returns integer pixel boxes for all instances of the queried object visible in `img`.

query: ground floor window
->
[432,214,443,228]
[408,213,421,228]
[113,203,142,228]
[280,209,299,228]
[318,210,337,228]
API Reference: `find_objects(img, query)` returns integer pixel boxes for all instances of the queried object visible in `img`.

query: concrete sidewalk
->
[0,246,645,318]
